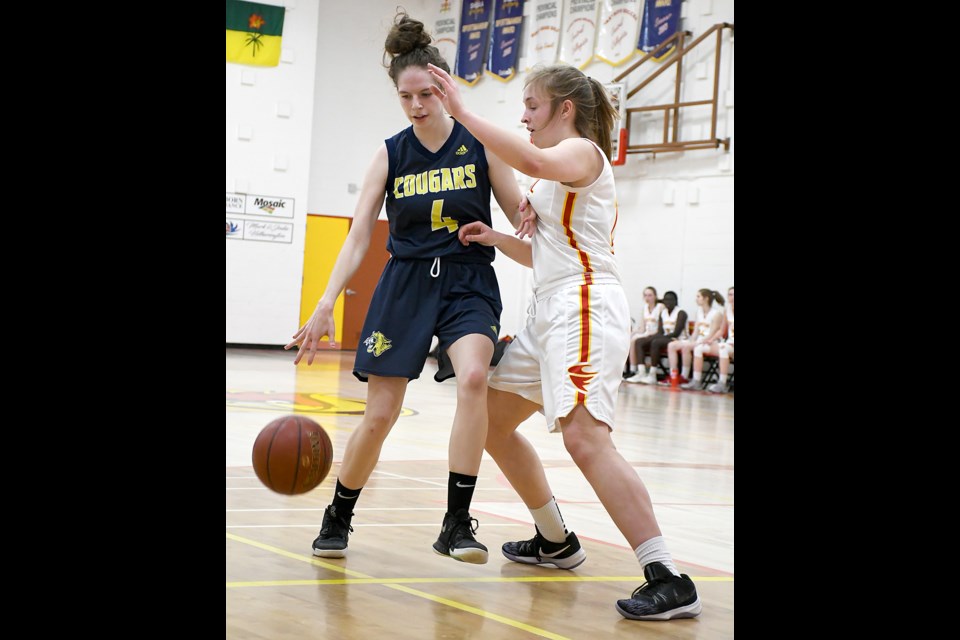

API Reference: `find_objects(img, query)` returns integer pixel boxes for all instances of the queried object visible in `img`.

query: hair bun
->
[384,13,432,57]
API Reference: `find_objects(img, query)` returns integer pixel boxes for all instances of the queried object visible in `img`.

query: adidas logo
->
[455,145,468,155]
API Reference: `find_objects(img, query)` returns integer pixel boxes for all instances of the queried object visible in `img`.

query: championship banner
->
[559,0,599,69]
[604,82,627,165]
[595,0,642,67]
[487,1,525,81]
[455,0,493,85]
[431,0,462,71]
[525,1,562,69]
[638,0,680,60]
[226,0,285,67]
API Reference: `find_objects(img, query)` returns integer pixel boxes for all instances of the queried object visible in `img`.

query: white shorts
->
[488,282,630,432]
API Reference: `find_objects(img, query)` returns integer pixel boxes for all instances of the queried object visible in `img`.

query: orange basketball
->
[252,415,333,495]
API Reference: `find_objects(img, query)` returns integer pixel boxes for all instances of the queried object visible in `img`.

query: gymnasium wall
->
[226,0,321,344]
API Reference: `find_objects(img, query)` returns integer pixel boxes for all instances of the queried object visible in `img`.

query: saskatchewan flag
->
[226,0,285,67]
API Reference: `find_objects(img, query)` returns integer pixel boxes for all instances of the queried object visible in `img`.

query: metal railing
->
[613,22,734,156]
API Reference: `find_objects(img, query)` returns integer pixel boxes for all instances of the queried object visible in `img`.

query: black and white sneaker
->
[615,561,701,620]
[432,508,488,564]
[312,505,353,558]
[501,526,586,570]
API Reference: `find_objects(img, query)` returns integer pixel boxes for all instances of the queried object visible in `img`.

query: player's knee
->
[718,344,730,360]
[361,411,396,435]
[455,364,489,397]
[561,420,606,467]
[563,434,601,468]
[694,344,707,357]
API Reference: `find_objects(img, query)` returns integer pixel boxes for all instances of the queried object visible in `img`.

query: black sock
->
[330,479,362,519]
[447,471,478,515]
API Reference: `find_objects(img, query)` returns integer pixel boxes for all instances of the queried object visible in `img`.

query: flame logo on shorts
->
[567,364,598,393]
[363,331,393,357]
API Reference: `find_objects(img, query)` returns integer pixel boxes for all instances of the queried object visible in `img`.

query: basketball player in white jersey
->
[644,291,689,384]
[624,286,664,382]
[428,62,700,621]
[675,289,725,390]
[688,286,734,392]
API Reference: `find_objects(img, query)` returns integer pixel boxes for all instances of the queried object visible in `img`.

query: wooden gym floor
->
[226,347,734,639]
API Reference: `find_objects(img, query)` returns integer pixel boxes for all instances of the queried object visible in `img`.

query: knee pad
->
[694,344,707,357]
[718,344,730,360]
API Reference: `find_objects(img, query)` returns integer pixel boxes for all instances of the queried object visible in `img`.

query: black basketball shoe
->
[432,508,488,564]
[501,526,586,570]
[615,561,702,620]
[312,505,354,558]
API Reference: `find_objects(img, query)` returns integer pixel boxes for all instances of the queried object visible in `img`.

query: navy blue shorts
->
[354,257,502,382]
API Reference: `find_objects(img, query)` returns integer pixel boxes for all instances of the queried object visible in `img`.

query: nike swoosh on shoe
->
[539,545,571,558]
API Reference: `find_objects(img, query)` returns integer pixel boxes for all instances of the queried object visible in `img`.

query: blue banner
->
[455,0,493,85]
[487,1,525,81]
[638,0,681,60]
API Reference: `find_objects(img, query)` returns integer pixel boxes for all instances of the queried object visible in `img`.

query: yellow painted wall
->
[299,215,350,340]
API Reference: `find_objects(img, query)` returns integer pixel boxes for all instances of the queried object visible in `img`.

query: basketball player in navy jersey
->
[286,12,524,564]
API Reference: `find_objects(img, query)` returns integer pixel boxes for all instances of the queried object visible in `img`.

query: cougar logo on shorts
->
[567,364,598,393]
[363,331,393,357]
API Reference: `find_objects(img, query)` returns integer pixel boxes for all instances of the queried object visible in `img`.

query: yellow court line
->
[227,575,735,588]
[226,532,369,577]
[227,533,572,640]
[388,583,571,640]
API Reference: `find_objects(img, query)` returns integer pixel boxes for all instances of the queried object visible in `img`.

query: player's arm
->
[486,148,523,228]
[669,311,687,339]
[428,64,598,184]
[458,221,532,268]
[286,144,388,364]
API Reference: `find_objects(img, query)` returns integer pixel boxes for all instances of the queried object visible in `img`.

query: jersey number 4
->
[431,200,458,233]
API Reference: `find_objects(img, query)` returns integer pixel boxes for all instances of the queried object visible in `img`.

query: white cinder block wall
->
[227,0,733,344]
[226,0,321,344]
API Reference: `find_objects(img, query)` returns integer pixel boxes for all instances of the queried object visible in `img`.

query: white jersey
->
[489,139,628,432]
[726,305,734,345]
[640,302,664,335]
[527,140,620,298]
[694,304,724,340]
[661,306,688,339]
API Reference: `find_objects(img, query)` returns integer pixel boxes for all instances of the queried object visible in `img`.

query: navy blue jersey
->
[384,119,495,263]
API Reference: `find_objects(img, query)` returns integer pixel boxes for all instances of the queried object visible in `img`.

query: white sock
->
[629,366,637,374]
[682,368,691,378]
[692,371,701,381]
[719,374,727,383]
[634,536,680,577]
[530,497,568,543]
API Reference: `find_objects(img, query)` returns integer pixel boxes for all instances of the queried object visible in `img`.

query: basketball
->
[252,415,333,495]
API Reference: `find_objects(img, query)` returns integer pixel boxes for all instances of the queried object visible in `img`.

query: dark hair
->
[525,64,619,160]
[698,288,724,306]
[383,11,450,86]
[661,291,678,303]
